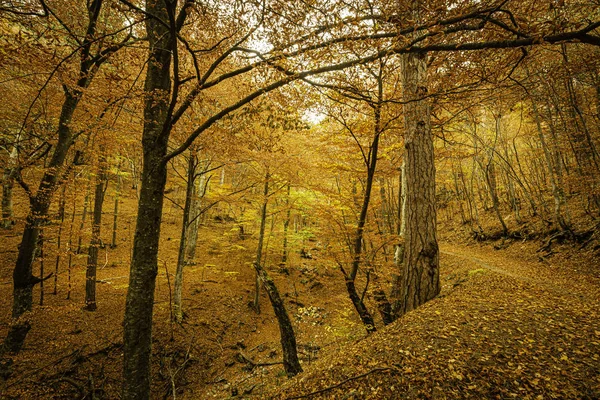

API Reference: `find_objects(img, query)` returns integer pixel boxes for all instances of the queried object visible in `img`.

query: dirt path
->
[273,243,600,399]
[440,243,600,303]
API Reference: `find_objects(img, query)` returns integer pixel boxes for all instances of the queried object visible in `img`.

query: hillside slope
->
[266,244,600,399]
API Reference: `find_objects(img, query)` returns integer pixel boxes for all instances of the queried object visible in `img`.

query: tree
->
[3,0,137,353]
[120,0,600,396]
[85,150,108,311]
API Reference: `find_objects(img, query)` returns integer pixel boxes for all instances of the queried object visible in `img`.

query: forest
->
[0,0,599,398]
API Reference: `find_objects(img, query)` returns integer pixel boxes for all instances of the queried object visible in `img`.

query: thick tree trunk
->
[394,47,440,317]
[122,1,172,397]
[85,153,107,311]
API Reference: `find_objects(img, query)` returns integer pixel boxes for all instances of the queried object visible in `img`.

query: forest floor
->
[0,199,599,399]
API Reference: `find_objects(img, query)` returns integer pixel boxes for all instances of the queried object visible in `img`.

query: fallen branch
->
[5,348,82,388]
[286,367,394,399]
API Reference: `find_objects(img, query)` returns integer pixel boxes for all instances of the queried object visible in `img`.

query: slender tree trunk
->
[185,163,205,262]
[85,152,107,311]
[122,1,172,396]
[1,138,19,229]
[174,149,197,322]
[531,99,571,231]
[253,262,303,376]
[67,179,77,301]
[253,173,302,376]
[77,181,91,254]
[54,185,67,295]
[111,161,122,248]
[281,183,291,264]
[342,71,385,334]
[253,171,270,314]
[393,35,439,317]
[38,230,44,306]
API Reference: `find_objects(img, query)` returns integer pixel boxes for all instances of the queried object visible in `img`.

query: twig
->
[286,367,393,399]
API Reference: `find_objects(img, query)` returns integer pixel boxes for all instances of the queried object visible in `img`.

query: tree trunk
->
[38,230,44,306]
[1,138,19,229]
[281,183,291,264]
[185,162,206,262]
[85,152,107,311]
[54,185,67,295]
[393,42,440,316]
[253,173,302,376]
[77,181,91,254]
[122,1,172,397]
[111,161,122,248]
[174,149,197,322]
[531,99,571,231]
[253,171,270,314]
[342,71,385,334]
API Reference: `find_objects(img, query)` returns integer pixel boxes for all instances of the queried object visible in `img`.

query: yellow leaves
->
[451,371,464,381]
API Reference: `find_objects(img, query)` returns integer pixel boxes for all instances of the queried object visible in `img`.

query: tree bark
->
[393,42,440,316]
[122,0,172,397]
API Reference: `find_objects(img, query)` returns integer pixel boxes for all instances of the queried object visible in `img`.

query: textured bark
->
[394,46,440,316]
[121,0,172,397]
[85,153,107,311]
